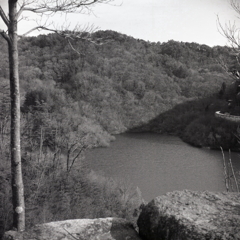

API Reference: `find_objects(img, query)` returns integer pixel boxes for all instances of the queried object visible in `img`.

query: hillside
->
[0,30,238,234]
[130,95,239,149]
[0,30,234,148]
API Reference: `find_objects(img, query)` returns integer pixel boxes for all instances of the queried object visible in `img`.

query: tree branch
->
[216,0,240,53]
[0,30,11,44]
[217,15,240,49]
[68,145,86,173]
[20,26,50,36]
[20,0,112,15]
[16,0,36,19]
[20,23,112,51]
[215,54,240,81]
[0,5,10,27]
[231,0,240,16]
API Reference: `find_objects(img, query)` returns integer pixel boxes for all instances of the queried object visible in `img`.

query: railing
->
[215,111,240,123]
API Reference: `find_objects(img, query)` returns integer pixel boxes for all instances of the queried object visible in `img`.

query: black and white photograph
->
[1,0,240,239]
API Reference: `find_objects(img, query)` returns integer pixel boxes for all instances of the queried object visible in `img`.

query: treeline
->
[130,94,239,149]
[0,30,236,234]
[0,30,233,142]
[128,58,240,149]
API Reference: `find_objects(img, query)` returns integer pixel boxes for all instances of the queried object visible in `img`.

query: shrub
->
[1,149,143,235]
[182,116,239,149]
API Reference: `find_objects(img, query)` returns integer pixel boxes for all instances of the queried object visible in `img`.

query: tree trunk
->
[8,0,25,232]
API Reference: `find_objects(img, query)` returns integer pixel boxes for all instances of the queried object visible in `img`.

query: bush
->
[182,116,239,149]
[1,149,143,235]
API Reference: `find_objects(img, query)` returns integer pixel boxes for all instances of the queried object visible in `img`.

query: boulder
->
[137,190,240,240]
[4,217,142,240]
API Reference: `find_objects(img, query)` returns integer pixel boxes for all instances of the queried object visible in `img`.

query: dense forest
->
[0,30,239,235]
[0,31,236,141]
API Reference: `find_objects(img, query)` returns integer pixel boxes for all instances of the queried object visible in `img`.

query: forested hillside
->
[0,30,237,234]
[0,30,233,145]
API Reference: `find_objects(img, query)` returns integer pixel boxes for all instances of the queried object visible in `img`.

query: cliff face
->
[4,190,240,240]
[138,190,240,240]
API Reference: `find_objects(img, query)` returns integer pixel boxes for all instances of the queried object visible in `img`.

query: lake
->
[84,133,240,201]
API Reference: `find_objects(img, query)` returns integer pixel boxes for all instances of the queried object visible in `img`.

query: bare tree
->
[216,0,240,81]
[0,0,113,232]
[217,0,240,49]
[216,0,240,192]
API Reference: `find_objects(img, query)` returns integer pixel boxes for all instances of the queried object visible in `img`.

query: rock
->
[137,190,240,240]
[4,217,142,240]
[3,230,23,240]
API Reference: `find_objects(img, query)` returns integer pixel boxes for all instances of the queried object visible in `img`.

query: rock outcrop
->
[5,190,240,240]
[137,190,240,240]
[4,217,141,240]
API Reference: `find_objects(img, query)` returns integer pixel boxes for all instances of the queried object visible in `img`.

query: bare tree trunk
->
[8,0,25,232]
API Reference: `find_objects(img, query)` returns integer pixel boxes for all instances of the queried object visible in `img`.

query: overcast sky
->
[0,0,238,46]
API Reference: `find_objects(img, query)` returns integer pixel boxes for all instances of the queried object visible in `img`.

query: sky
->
[0,0,239,46]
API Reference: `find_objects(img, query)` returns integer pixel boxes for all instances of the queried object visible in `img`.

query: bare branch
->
[68,145,87,172]
[228,149,239,192]
[216,1,240,79]
[0,5,9,27]
[63,227,79,240]
[216,54,240,81]
[217,15,240,49]
[20,26,49,36]
[17,0,36,19]
[20,0,112,15]
[220,146,230,192]
[20,22,112,52]
[67,39,82,55]
[231,0,240,16]
[0,30,11,44]
[16,0,115,53]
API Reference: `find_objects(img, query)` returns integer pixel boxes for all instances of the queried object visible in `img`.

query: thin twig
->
[0,5,9,27]
[63,227,80,240]
[228,149,239,192]
[220,146,229,191]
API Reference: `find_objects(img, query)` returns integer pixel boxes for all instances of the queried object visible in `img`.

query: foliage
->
[182,116,238,149]
[131,90,239,150]
[0,145,143,237]
[1,31,231,135]
[22,154,143,227]
[0,30,238,235]
[0,32,234,143]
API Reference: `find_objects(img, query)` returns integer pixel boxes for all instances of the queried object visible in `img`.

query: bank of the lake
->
[84,133,239,201]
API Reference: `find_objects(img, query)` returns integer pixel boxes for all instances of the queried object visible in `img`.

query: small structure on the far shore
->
[215,111,240,123]
[215,76,240,123]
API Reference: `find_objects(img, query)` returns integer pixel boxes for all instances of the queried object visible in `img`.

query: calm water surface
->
[84,133,240,201]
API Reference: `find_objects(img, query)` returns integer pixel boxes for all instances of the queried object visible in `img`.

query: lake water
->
[84,133,240,201]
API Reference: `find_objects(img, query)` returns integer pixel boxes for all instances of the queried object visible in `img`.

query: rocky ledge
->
[4,218,141,240]
[4,190,240,240]
[137,190,240,240]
